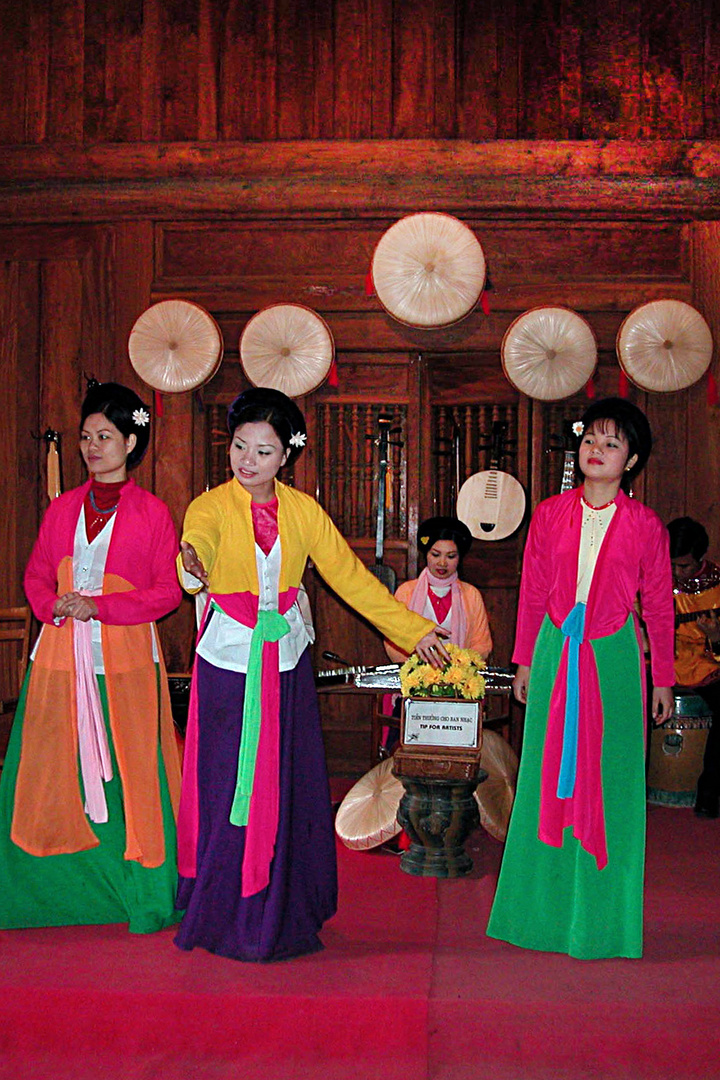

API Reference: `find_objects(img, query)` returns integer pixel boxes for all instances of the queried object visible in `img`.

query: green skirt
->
[0,663,180,934]
[486,615,646,959]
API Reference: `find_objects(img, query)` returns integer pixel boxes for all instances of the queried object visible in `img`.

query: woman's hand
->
[414,628,451,670]
[53,592,99,622]
[512,664,530,704]
[180,541,209,586]
[697,611,720,645]
[652,686,675,726]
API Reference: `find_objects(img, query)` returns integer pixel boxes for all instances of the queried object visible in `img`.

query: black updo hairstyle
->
[667,517,709,562]
[417,516,473,559]
[80,380,151,469]
[227,387,307,467]
[576,397,652,491]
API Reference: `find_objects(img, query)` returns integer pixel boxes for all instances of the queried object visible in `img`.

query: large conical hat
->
[240,303,334,397]
[371,212,486,328]
[128,299,224,393]
[501,306,597,401]
[616,299,713,393]
[473,729,518,842]
[334,757,403,850]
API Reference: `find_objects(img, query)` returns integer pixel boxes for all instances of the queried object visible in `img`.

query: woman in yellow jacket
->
[174,387,448,962]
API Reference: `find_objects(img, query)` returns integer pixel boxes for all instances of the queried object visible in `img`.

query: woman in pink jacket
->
[487,398,674,959]
[0,381,182,933]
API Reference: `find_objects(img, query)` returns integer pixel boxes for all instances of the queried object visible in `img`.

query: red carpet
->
[1,803,719,1080]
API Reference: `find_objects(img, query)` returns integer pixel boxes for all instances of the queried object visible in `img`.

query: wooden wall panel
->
[217,0,277,140]
[47,0,85,141]
[641,1,704,139]
[3,0,720,143]
[84,0,145,142]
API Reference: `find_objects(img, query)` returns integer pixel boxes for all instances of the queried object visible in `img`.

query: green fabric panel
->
[0,665,180,934]
[486,615,646,959]
[230,608,290,827]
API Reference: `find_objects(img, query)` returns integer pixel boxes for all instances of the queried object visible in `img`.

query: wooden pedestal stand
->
[391,696,485,878]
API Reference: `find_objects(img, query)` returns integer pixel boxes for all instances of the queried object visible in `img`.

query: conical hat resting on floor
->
[335,730,518,850]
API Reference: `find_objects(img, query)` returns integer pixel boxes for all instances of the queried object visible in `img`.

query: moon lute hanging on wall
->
[456,421,526,541]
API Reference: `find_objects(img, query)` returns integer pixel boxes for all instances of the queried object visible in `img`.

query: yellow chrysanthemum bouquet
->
[399,643,487,701]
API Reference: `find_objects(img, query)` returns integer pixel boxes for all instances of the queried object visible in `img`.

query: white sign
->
[403,698,480,749]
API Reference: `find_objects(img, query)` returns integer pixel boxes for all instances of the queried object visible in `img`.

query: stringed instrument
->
[368,415,397,591]
[559,420,578,494]
[316,662,514,693]
[43,429,61,500]
[675,607,720,628]
[456,421,526,541]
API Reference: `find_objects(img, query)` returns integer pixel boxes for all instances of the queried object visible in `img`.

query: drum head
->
[334,757,403,850]
[616,299,713,393]
[128,300,224,394]
[240,303,334,397]
[372,212,486,328]
[501,307,597,401]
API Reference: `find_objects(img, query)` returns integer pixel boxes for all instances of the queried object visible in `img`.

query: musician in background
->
[384,516,493,664]
[668,517,720,818]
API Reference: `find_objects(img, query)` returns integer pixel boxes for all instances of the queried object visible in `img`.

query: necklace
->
[88,488,119,515]
[581,495,616,512]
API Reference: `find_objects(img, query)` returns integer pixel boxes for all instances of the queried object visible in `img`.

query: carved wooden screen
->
[315,402,408,540]
[432,403,520,517]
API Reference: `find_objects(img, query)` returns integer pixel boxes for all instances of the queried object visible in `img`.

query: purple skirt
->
[175,650,337,962]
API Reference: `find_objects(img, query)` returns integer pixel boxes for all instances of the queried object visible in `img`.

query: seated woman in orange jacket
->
[385,516,492,664]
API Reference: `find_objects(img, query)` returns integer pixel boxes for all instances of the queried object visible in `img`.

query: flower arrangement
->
[399,644,487,701]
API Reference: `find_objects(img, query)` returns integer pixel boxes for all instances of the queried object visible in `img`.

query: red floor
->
[1,804,719,1080]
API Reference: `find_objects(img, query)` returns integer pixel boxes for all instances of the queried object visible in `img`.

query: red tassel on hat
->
[398,830,411,851]
[708,370,719,407]
[585,376,596,399]
[618,369,629,398]
[480,291,490,315]
[154,390,164,418]
[365,267,375,297]
[327,357,339,388]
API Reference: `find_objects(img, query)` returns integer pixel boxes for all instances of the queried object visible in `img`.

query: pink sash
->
[177,587,299,897]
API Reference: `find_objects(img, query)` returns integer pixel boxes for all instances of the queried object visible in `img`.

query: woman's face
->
[80,413,136,483]
[426,539,460,579]
[578,420,638,485]
[230,420,289,501]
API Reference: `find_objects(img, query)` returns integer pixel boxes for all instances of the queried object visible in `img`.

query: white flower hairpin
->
[289,431,307,448]
[133,408,150,427]
[572,421,584,437]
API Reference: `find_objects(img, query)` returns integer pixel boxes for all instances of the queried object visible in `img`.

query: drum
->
[334,757,403,849]
[646,692,712,807]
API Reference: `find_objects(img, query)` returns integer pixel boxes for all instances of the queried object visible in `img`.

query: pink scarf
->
[407,568,467,646]
[72,589,113,823]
